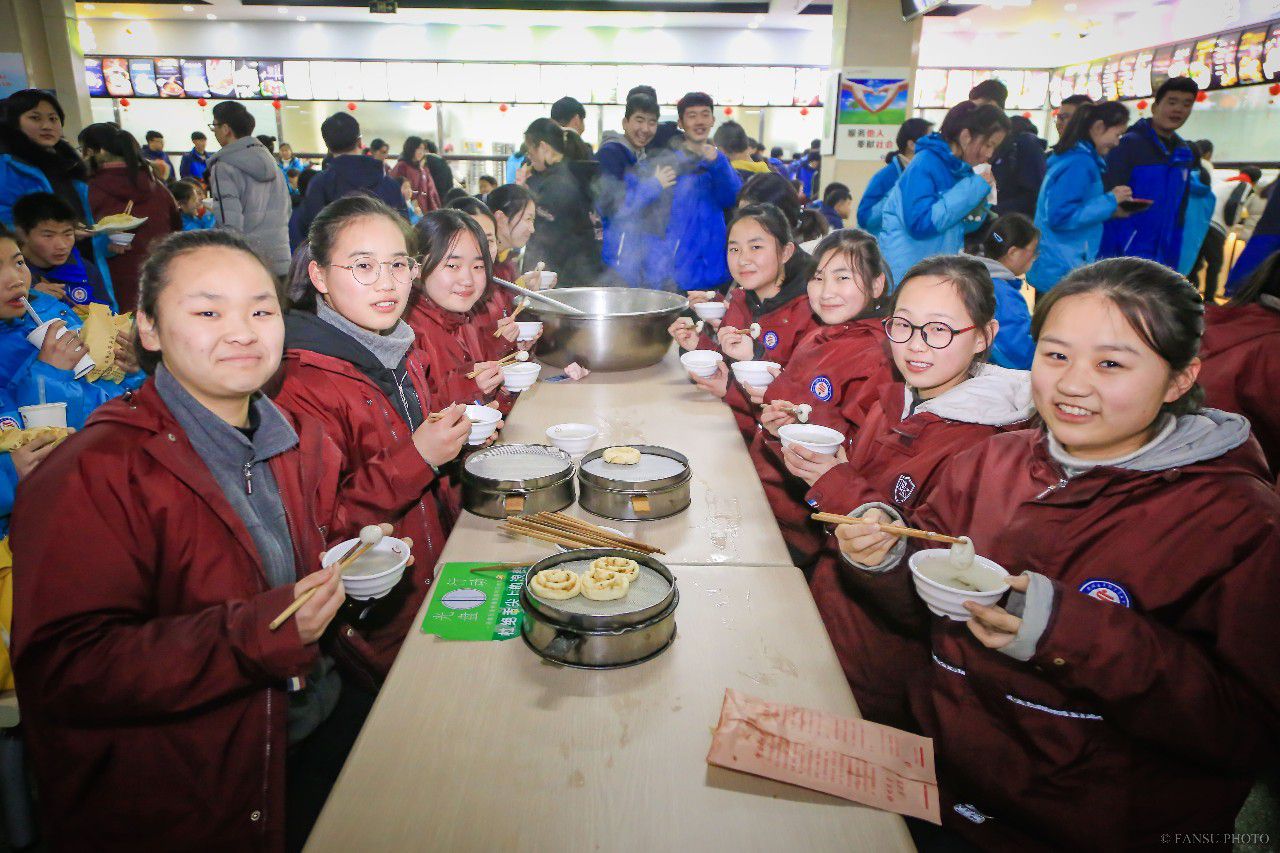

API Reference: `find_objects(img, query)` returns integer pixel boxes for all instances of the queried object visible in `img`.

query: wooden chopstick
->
[499,523,584,550]
[466,351,523,379]
[269,539,373,630]
[809,512,964,545]
[493,300,531,336]
[537,512,664,554]
[469,561,534,574]
[123,200,133,217]
[505,515,664,555]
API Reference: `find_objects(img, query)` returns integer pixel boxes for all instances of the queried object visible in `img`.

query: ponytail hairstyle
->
[891,117,934,163]
[1052,100,1130,156]
[980,213,1040,261]
[448,194,496,230]
[414,207,493,296]
[892,255,997,368]
[1226,249,1280,307]
[561,129,594,162]
[296,194,416,313]
[737,172,802,234]
[486,183,534,223]
[938,101,1012,148]
[1032,257,1205,415]
[134,229,282,374]
[77,122,147,183]
[811,227,892,318]
[524,117,567,156]
[795,209,831,243]
[728,203,794,252]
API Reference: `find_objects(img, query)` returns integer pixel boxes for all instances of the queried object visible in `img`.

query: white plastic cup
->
[26,320,97,380]
[692,301,727,322]
[778,423,843,456]
[464,404,502,445]
[515,321,543,342]
[108,232,135,247]
[908,549,1010,621]
[680,350,724,378]
[19,402,68,430]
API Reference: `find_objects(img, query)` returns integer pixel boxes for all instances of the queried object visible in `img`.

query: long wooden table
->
[438,348,794,568]
[306,350,914,852]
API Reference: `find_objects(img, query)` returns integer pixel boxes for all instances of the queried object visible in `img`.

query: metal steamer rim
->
[578,445,691,492]
[522,548,677,631]
[462,443,575,491]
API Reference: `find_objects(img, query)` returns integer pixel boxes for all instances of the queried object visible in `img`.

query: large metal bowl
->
[529,287,688,372]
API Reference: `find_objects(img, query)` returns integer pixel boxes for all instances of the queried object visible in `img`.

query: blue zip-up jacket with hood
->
[856,155,905,237]
[656,143,741,292]
[878,134,992,286]
[289,152,409,249]
[973,254,1036,370]
[1099,118,1195,268]
[0,291,138,430]
[1176,169,1216,276]
[1226,185,1280,295]
[596,130,668,289]
[1027,141,1118,293]
[0,148,116,311]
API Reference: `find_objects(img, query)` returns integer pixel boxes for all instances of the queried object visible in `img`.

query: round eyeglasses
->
[327,257,421,286]
[883,316,976,349]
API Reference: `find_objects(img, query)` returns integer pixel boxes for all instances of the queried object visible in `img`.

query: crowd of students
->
[0,73,1277,852]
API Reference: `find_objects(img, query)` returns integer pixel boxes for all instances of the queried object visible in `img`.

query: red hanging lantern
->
[422,101,433,110]
[271,99,281,110]
[119,97,130,107]
[346,101,357,111]
[197,97,208,107]
[1051,107,1059,116]
[1269,83,1280,96]
[723,106,733,116]
[800,107,809,116]
[1196,91,1208,102]
[1136,99,1148,110]
[499,103,509,112]
[1021,111,1032,119]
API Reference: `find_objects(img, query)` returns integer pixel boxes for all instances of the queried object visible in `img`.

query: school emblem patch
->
[893,473,916,504]
[762,330,780,350]
[67,285,91,305]
[1078,579,1131,608]
[953,804,988,824]
[809,375,833,402]
[0,416,19,431]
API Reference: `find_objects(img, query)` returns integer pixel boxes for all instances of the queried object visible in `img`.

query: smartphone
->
[1120,198,1155,212]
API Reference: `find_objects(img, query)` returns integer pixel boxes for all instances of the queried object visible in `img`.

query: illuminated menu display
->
[1210,32,1240,88]
[1188,38,1216,90]
[1266,23,1280,81]
[1150,45,1174,93]
[1132,50,1154,98]
[1236,28,1267,84]
[1101,57,1120,101]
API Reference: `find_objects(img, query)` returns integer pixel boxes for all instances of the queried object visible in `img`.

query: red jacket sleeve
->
[11,453,315,724]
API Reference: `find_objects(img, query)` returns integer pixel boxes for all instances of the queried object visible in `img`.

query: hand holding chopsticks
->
[270,524,392,632]
[499,512,665,555]
[467,349,528,379]
[810,511,964,545]
[492,299,531,337]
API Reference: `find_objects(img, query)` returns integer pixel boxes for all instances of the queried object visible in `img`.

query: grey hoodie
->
[906,363,1034,426]
[973,254,1017,282]
[600,129,644,161]
[208,136,292,275]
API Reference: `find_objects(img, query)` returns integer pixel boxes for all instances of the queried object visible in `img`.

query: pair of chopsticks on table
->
[810,512,963,545]
[498,512,665,555]
[466,350,526,379]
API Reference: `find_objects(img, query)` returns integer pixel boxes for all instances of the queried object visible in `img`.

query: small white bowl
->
[323,535,411,601]
[908,549,1010,621]
[464,404,502,445]
[545,422,599,455]
[108,231,135,246]
[515,320,543,342]
[778,423,844,455]
[680,350,723,378]
[731,360,780,389]
[691,301,727,321]
[501,361,542,392]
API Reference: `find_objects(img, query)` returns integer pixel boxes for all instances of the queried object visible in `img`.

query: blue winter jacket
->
[1176,170,1215,276]
[878,134,991,286]
[289,153,410,248]
[0,388,20,539]
[658,146,741,292]
[0,292,138,431]
[1099,119,1195,268]
[974,255,1035,370]
[597,132,669,289]
[1226,187,1279,295]
[856,156,904,237]
[0,153,117,310]
[27,249,111,307]
[1027,141,1118,293]
[812,201,843,231]
[179,147,208,181]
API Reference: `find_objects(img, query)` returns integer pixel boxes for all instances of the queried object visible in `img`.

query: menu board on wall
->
[232,60,261,99]
[335,62,363,102]
[942,68,972,105]
[1266,22,1280,81]
[794,67,824,106]
[410,63,439,102]
[84,58,107,98]
[1115,54,1137,98]
[1236,28,1267,84]
[1100,58,1120,101]
[181,59,210,98]
[765,67,797,106]
[282,61,311,100]
[385,61,415,101]
[155,58,183,97]
[1015,70,1049,109]
[205,59,235,98]
[1211,31,1240,88]
[359,61,388,101]
[1133,50,1154,98]
[1188,37,1215,90]
[259,61,285,99]
[308,61,338,100]
[129,58,158,97]
[1085,62,1105,100]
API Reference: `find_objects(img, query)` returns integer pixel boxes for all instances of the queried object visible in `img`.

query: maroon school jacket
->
[273,348,450,682]
[10,381,378,851]
[806,371,1034,728]
[86,163,182,312]
[746,318,891,566]
[1199,302,1280,480]
[404,297,517,414]
[841,425,1280,850]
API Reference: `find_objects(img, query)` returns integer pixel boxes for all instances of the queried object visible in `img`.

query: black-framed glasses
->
[328,257,421,286]
[883,316,976,349]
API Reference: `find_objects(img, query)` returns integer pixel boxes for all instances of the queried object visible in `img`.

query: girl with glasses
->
[803,254,1034,729]
[273,195,472,686]
[831,257,1279,849]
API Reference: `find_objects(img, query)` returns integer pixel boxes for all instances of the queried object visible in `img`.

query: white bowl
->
[464,404,502,445]
[545,422,599,455]
[731,360,780,389]
[501,361,542,392]
[680,350,723,378]
[908,549,1010,621]
[515,320,543,342]
[691,301,727,321]
[323,535,412,601]
[778,423,844,455]
[108,231,135,246]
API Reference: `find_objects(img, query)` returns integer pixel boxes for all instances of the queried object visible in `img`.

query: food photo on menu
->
[128,58,158,97]
[83,57,107,97]
[155,58,185,98]
[102,56,132,97]
[180,58,210,97]
[233,60,262,99]
[205,58,235,97]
